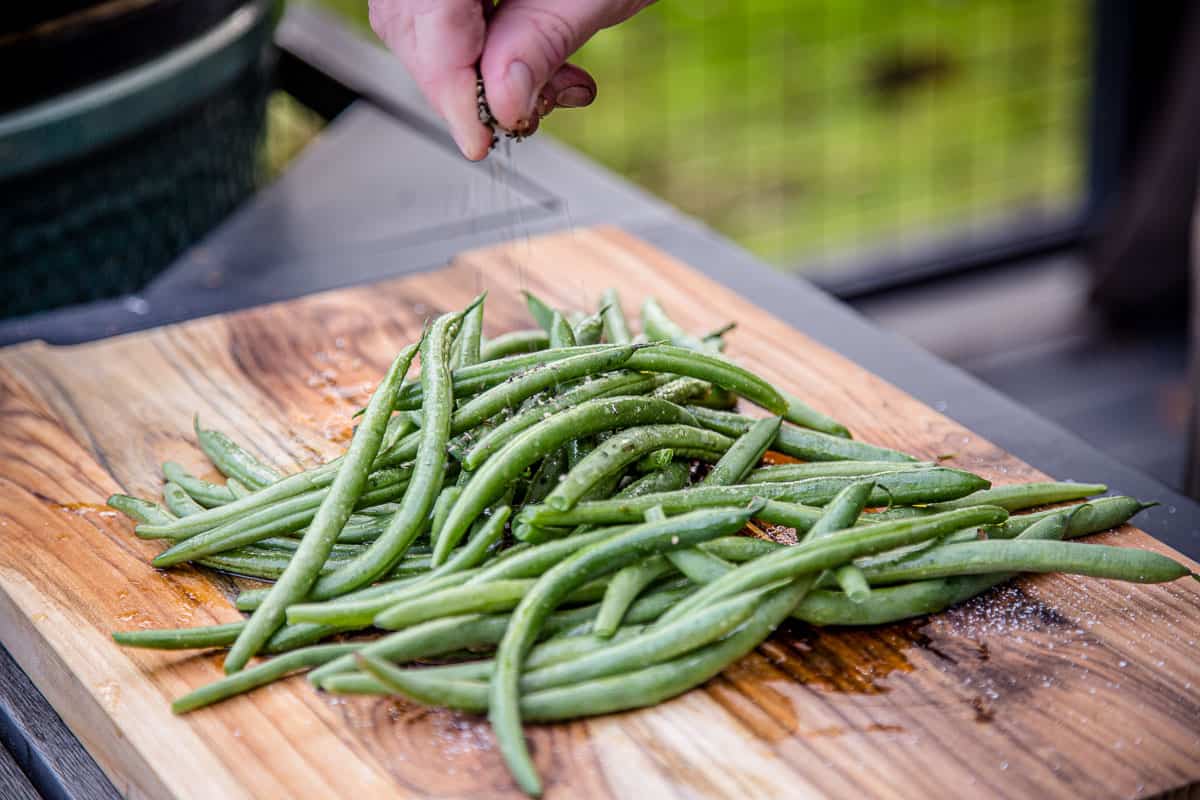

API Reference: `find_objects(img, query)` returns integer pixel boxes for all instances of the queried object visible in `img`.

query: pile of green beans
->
[103,289,1192,797]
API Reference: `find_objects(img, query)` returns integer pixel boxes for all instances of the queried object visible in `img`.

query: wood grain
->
[0,226,1197,799]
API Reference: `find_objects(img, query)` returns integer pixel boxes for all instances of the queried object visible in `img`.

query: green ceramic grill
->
[0,0,278,320]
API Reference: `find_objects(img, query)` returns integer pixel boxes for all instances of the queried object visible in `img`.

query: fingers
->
[534,64,596,119]
[369,0,493,160]
[480,0,647,130]
[543,63,598,111]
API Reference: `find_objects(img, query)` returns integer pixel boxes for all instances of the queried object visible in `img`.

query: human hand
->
[369,0,654,160]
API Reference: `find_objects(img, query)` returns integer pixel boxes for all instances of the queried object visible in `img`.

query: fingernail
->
[555,86,594,108]
[447,116,472,158]
[447,115,487,161]
[506,60,537,119]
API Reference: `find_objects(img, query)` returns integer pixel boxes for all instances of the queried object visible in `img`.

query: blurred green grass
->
[281,0,1087,272]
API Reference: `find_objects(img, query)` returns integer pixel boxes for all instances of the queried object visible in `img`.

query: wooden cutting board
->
[0,227,1197,799]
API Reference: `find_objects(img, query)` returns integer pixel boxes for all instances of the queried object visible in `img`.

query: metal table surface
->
[1,6,1197,799]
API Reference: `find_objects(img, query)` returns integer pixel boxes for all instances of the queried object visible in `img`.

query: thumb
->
[480,0,649,131]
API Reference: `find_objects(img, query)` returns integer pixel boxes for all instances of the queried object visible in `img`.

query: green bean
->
[548,311,576,349]
[518,467,987,532]
[635,449,675,472]
[201,543,430,583]
[572,306,609,346]
[619,462,692,496]
[830,564,872,602]
[479,330,550,361]
[489,503,762,796]
[684,383,739,410]
[525,448,568,508]
[781,392,851,438]
[376,580,532,630]
[381,413,417,453]
[745,461,934,484]
[749,500,824,531]
[522,291,557,333]
[702,416,780,486]
[759,487,1108,547]
[251,536,365,557]
[286,570,479,627]
[310,584,696,684]
[850,500,1081,586]
[364,585,766,707]
[687,406,916,463]
[661,505,1008,625]
[641,505,733,586]
[623,346,786,414]
[799,577,979,626]
[308,615,499,685]
[402,625,651,684]
[354,500,404,518]
[428,505,510,578]
[307,312,463,601]
[162,462,235,507]
[989,496,1151,540]
[462,372,659,469]
[702,536,781,562]
[517,585,772,695]
[863,539,1193,585]
[665,547,735,584]
[641,298,846,436]
[470,527,627,583]
[433,396,699,565]
[361,579,805,727]
[226,478,253,499]
[636,506,730,585]
[652,378,739,411]
[801,480,875,604]
[565,435,594,471]
[224,337,425,674]
[600,288,633,344]
[195,550,304,581]
[385,345,642,466]
[795,510,1075,626]
[262,618,350,654]
[641,297,708,351]
[194,419,283,489]
[414,345,619,408]
[162,481,206,517]
[138,419,424,541]
[923,481,1108,513]
[858,482,1114,532]
[327,514,391,544]
[428,485,461,555]
[657,424,796,587]
[108,494,176,526]
[172,644,359,713]
[593,555,676,637]
[535,578,696,633]
[807,496,883,551]
[149,468,410,562]
[376,575,620,631]
[546,424,732,511]
[113,622,244,650]
[412,345,619,412]
[450,298,486,369]
[238,568,421,611]
[115,615,350,654]
[133,463,338,539]
[650,377,713,405]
